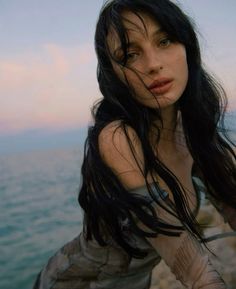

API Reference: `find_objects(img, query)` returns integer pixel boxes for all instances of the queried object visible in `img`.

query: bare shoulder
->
[98,120,145,189]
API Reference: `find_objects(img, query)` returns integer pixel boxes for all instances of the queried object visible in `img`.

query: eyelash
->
[159,37,172,47]
[119,37,172,63]
[127,52,138,60]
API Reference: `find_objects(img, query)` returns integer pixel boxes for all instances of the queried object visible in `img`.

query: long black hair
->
[78,0,236,258]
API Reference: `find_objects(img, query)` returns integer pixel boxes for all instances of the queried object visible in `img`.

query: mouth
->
[148,79,173,95]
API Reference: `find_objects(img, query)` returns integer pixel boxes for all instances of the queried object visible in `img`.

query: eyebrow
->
[113,28,165,55]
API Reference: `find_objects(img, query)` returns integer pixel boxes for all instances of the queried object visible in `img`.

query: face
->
[107,11,188,110]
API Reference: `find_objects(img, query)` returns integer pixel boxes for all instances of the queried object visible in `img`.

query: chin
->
[148,96,180,110]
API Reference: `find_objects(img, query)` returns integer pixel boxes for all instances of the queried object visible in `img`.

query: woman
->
[33,0,236,288]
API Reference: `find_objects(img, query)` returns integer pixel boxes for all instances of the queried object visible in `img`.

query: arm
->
[143,202,226,289]
[99,123,227,288]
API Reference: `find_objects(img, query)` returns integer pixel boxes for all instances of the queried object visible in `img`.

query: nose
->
[144,46,163,75]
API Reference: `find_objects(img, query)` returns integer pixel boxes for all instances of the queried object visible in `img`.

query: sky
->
[0,0,236,152]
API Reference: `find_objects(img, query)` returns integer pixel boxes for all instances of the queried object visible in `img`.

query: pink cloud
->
[1,41,235,136]
[0,43,100,135]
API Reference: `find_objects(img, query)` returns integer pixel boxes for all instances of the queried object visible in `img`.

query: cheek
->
[112,63,142,88]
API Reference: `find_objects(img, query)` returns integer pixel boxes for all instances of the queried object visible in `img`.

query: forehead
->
[107,10,161,51]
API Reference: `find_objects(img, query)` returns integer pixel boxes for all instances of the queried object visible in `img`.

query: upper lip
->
[148,78,173,90]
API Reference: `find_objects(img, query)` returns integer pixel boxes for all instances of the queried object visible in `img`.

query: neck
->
[150,107,187,155]
[159,106,178,141]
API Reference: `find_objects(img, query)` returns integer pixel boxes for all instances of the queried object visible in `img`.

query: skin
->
[107,10,190,158]
[100,16,200,276]
[99,12,230,288]
[103,10,196,200]
[107,10,189,113]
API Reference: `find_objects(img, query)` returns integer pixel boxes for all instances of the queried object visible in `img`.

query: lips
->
[148,78,173,94]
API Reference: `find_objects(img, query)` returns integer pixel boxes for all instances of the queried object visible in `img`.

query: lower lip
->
[149,81,173,94]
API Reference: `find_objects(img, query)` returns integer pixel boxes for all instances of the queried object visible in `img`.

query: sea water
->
[1,147,84,289]
[1,131,236,289]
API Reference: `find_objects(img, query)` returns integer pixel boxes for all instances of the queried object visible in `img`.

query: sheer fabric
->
[33,176,233,289]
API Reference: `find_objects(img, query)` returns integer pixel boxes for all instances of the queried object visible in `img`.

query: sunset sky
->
[0,0,235,140]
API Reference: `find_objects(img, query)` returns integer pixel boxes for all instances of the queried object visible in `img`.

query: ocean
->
[1,147,84,289]
[1,130,236,289]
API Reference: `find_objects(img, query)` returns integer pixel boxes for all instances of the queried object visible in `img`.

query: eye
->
[159,38,171,47]
[113,51,138,64]
[126,52,139,62]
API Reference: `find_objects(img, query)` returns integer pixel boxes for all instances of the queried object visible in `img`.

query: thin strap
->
[129,173,236,244]
[129,181,169,202]
[201,231,236,243]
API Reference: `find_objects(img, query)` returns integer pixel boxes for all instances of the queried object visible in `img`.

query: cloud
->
[1,40,235,136]
[0,43,101,135]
